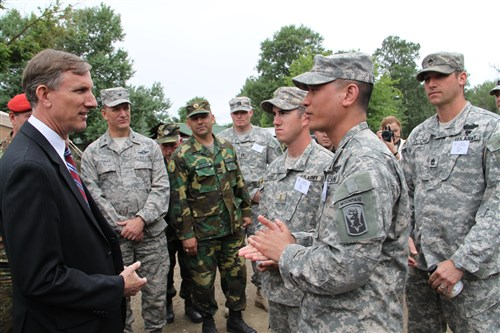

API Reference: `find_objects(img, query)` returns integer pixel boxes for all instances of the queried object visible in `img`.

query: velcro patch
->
[341,200,367,236]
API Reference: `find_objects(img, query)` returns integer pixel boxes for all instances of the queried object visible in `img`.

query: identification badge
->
[252,143,264,153]
[450,140,469,155]
[294,176,310,195]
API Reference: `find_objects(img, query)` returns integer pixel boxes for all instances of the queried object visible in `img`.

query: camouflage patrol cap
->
[156,123,180,144]
[489,80,500,96]
[416,52,464,82]
[101,87,132,107]
[260,87,307,113]
[186,100,211,118]
[292,52,374,90]
[229,96,252,113]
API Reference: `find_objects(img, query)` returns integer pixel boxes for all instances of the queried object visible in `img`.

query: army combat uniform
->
[81,129,170,333]
[259,140,333,333]
[217,125,282,235]
[402,103,500,333]
[168,134,251,316]
[279,123,410,332]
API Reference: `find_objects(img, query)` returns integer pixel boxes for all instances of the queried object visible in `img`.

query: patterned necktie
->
[64,146,88,203]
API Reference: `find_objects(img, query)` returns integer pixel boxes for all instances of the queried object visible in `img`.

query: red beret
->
[7,93,31,113]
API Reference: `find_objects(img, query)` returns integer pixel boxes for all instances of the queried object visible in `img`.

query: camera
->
[381,125,394,142]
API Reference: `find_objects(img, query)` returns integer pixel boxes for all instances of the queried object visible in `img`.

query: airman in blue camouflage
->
[218,96,282,311]
[403,51,500,333]
[168,99,256,333]
[257,86,333,333]
[241,52,411,332]
[81,87,170,333]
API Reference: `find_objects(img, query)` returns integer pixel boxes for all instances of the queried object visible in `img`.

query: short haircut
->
[22,49,91,107]
[335,79,373,111]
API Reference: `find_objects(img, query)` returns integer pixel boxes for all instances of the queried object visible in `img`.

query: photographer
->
[377,116,405,160]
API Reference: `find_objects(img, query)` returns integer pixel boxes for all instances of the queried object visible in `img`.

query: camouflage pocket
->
[96,160,118,186]
[194,164,216,193]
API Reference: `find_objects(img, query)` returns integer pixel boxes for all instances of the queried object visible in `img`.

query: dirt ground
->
[131,259,269,333]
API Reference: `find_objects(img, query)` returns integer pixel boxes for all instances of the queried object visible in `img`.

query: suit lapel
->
[21,123,109,243]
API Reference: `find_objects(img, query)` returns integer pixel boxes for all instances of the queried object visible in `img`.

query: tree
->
[368,65,404,132]
[0,1,73,106]
[257,25,325,80]
[465,80,497,112]
[240,25,326,126]
[0,2,172,147]
[373,36,433,134]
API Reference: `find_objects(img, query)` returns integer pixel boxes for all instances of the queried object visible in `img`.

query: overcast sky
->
[6,0,499,125]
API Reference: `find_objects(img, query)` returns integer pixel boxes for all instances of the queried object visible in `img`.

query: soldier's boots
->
[166,297,174,324]
[226,310,256,333]
[185,299,203,323]
[202,314,219,333]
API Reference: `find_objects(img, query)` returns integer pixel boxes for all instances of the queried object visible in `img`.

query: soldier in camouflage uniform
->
[241,53,411,332]
[0,93,32,333]
[403,52,500,333]
[313,130,335,153]
[0,93,32,158]
[257,87,333,333]
[81,87,170,333]
[152,123,203,324]
[168,100,256,333]
[217,96,282,311]
[490,79,500,113]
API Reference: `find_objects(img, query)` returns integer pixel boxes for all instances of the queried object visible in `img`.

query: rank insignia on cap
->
[342,203,367,236]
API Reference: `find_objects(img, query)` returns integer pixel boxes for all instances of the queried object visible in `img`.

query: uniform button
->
[107,251,112,256]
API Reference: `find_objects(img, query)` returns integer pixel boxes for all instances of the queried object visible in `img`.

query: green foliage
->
[241,25,326,126]
[0,2,173,148]
[128,82,173,133]
[0,2,72,106]
[465,80,497,113]
[373,36,433,134]
[257,25,325,80]
[367,67,404,132]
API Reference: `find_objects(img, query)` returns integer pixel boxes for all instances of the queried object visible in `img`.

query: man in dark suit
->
[0,49,147,333]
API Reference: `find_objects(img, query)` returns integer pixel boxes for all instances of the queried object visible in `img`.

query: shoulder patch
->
[340,197,368,236]
[167,160,175,173]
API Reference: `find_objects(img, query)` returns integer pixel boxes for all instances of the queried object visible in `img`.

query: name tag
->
[450,140,469,155]
[252,143,264,153]
[294,176,310,195]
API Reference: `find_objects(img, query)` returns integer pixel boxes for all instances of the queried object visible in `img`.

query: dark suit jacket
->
[0,122,125,333]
